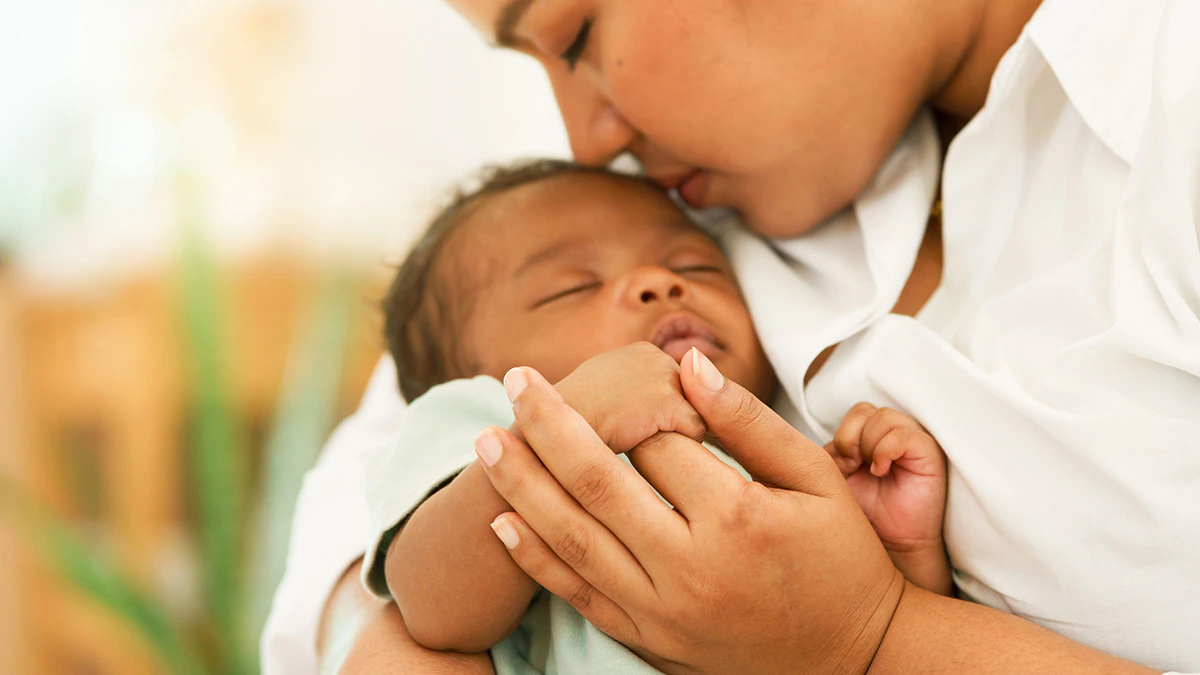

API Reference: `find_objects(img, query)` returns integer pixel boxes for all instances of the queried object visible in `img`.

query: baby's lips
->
[659,336,718,364]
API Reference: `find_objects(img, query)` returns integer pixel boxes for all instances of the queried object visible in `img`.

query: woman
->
[264,0,1200,672]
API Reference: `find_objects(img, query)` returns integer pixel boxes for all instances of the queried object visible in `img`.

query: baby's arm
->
[386,458,537,653]
[383,344,703,653]
[827,403,953,596]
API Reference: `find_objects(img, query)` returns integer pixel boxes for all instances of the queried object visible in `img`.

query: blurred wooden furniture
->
[2,255,386,674]
[1,263,29,675]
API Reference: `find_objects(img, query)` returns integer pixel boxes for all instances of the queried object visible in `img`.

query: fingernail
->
[491,517,519,549]
[475,429,503,467]
[691,348,725,392]
[504,368,529,402]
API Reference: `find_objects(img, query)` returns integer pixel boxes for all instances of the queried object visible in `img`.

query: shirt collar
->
[717,111,939,438]
[1025,0,1166,164]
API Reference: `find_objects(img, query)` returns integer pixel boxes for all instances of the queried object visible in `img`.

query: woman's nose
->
[626,267,686,306]
[547,67,637,166]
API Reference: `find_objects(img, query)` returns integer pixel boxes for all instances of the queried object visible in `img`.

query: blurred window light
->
[1,0,569,279]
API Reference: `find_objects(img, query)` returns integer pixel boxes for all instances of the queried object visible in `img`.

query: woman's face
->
[446,0,940,236]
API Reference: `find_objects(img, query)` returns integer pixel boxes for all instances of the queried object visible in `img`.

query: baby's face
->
[446,172,776,402]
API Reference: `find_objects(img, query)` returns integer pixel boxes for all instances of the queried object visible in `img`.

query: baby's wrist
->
[883,538,953,597]
[881,536,945,558]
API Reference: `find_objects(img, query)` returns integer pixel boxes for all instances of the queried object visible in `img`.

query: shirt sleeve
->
[259,356,407,675]
[359,375,514,598]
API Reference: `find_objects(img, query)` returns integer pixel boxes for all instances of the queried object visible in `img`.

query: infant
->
[362,160,951,672]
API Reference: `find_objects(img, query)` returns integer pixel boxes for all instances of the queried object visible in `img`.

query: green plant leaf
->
[176,172,252,675]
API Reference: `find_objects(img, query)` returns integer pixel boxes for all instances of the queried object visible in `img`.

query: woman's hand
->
[476,349,906,674]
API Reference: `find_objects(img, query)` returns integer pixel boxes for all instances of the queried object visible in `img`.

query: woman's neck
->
[928,0,1044,125]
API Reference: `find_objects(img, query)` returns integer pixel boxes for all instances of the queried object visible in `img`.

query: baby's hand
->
[826,403,951,594]
[552,342,705,453]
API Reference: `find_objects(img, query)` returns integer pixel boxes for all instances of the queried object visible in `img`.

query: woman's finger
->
[476,426,665,606]
[680,348,843,496]
[490,513,641,645]
[504,367,688,558]
[625,431,746,521]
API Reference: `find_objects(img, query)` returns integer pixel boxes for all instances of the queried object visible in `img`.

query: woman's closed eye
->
[560,19,592,72]
[533,280,602,308]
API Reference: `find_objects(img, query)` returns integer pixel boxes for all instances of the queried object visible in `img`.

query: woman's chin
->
[741,200,836,240]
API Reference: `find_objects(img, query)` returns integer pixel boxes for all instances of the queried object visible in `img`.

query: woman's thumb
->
[681,348,842,496]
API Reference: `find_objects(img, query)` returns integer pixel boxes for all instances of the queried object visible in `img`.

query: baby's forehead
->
[437,171,719,297]
[467,172,702,247]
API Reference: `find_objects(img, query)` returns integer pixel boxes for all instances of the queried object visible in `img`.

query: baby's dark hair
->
[383,159,658,402]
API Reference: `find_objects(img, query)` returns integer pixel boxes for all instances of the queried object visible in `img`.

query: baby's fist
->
[826,403,946,551]
[555,342,705,453]
[827,403,952,595]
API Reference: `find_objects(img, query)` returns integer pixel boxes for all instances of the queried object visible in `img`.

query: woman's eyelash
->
[534,281,601,308]
[560,19,592,72]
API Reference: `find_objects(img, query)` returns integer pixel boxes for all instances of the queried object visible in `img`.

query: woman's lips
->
[677,170,710,209]
[650,170,712,209]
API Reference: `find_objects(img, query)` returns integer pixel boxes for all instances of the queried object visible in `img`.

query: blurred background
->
[0,0,569,672]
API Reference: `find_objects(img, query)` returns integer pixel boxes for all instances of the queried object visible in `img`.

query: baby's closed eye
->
[533,280,603,308]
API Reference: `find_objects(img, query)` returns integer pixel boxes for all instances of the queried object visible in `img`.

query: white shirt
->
[725,0,1200,670]
[260,357,406,675]
[262,0,1200,672]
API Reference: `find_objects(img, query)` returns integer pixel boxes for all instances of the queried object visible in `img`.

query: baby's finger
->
[869,439,897,476]
[832,402,877,462]
[860,407,914,459]
[872,426,943,478]
[824,441,862,476]
[667,399,707,443]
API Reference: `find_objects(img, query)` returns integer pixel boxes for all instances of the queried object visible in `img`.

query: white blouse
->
[262,0,1200,672]
[724,0,1200,670]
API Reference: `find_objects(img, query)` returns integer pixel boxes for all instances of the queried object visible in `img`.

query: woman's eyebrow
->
[494,0,537,48]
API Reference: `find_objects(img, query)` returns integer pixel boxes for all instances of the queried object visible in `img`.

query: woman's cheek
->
[604,23,754,170]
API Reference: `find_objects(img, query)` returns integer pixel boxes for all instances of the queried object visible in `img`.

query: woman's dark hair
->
[383,159,656,401]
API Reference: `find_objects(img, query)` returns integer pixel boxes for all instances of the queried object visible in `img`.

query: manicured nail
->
[690,348,725,392]
[475,429,503,467]
[504,368,529,402]
[491,517,519,549]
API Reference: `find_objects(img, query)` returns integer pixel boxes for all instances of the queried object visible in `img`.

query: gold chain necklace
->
[930,199,944,221]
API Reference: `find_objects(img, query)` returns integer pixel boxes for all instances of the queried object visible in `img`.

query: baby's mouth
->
[651,312,725,364]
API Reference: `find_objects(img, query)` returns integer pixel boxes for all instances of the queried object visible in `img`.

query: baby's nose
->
[632,268,686,304]
[639,284,684,303]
